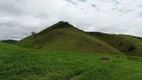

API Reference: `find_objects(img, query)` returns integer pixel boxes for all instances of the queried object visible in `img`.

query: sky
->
[0,0,142,40]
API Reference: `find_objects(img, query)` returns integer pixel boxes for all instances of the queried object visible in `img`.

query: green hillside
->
[88,32,142,56]
[0,42,142,80]
[18,21,121,54]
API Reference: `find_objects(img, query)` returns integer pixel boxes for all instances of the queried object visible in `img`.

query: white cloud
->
[0,0,142,40]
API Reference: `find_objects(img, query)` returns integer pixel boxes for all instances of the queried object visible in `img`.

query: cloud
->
[0,0,142,40]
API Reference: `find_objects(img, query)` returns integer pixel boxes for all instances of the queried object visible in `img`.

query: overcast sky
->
[0,0,142,40]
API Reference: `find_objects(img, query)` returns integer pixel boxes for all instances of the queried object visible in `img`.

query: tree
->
[31,31,36,35]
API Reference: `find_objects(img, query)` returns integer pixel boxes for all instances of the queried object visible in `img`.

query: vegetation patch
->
[88,32,142,56]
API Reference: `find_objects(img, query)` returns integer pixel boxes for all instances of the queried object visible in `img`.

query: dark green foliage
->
[127,56,142,62]
[1,40,17,44]
[31,31,36,35]
[128,45,136,52]
[127,56,139,60]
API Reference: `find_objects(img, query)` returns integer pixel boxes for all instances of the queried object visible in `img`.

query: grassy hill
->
[88,32,142,56]
[17,21,121,54]
[0,42,142,80]
[17,21,142,56]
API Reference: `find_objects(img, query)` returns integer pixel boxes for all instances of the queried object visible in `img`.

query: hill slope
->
[18,21,121,54]
[88,32,142,56]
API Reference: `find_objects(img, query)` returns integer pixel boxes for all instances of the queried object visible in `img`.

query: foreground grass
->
[0,43,142,80]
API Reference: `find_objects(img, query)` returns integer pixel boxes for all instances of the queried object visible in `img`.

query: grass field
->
[0,42,142,80]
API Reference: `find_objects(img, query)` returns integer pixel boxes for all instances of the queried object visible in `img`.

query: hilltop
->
[17,21,121,54]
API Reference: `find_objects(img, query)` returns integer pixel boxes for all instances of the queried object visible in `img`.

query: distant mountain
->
[17,21,121,54]
[1,40,18,44]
